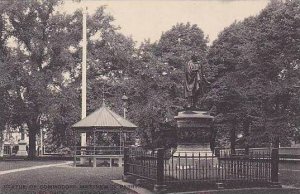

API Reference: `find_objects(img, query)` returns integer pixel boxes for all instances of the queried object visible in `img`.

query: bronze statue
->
[184,55,210,108]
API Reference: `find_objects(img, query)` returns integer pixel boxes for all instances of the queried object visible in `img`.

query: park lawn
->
[279,161,300,188]
[280,170,300,188]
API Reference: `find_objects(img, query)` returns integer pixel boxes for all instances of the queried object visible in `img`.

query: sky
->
[60,0,270,45]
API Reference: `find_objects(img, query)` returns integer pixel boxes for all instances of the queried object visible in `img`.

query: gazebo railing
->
[74,146,124,156]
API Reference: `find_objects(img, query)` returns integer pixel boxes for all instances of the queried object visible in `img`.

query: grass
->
[279,161,300,188]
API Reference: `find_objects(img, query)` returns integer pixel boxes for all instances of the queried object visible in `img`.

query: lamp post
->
[121,94,128,119]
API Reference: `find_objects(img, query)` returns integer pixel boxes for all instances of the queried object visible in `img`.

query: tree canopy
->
[0,0,300,156]
[207,0,300,149]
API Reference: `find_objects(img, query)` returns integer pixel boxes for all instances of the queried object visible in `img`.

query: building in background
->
[1,125,29,156]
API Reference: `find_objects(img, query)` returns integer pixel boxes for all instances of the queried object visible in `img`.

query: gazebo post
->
[93,130,96,167]
[87,132,92,166]
[118,129,124,167]
[93,130,96,154]
[124,132,127,147]
[119,129,122,167]
[119,130,122,154]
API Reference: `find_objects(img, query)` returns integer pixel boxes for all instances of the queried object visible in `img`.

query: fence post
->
[123,147,134,183]
[214,147,220,157]
[270,148,281,187]
[154,148,167,193]
[73,146,77,167]
[122,147,133,182]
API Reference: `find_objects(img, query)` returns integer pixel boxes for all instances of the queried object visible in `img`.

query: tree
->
[207,17,259,150]
[207,0,300,150]
[3,0,84,158]
[0,2,12,156]
[44,6,139,149]
[158,23,208,60]
[128,41,178,148]
[123,23,209,148]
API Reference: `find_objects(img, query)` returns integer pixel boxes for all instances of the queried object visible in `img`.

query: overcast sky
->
[59,0,270,45]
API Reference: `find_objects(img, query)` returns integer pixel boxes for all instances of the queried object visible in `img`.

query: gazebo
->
[72,101,137,167]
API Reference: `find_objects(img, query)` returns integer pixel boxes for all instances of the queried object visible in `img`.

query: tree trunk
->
[230,121,236,155]
[271,135,280,183]
[243,119,250,155]
[273,135,280,149]
[27,122,39,159]
[210,123,216,152]
[0,129,4,157]
[28,129,37,159]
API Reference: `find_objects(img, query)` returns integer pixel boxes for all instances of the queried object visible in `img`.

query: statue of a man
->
[184,55,210,108]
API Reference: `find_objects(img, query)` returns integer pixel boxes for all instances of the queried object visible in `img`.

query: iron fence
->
[124,146,279,189]
[124,147,158,182]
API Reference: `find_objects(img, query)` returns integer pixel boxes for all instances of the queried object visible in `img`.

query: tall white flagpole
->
[82,9,87,120]
[81,7,87,151]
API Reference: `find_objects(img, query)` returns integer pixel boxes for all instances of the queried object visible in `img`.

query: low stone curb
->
[112,179,154,194]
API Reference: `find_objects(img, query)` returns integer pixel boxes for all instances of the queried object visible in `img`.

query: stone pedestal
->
[174,110,214,156]
[173,143,213,157]
[16,140,28,156]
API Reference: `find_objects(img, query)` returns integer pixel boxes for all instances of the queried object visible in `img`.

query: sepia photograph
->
[0,0,300,193]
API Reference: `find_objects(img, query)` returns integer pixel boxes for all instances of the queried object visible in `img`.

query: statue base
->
[174,110,214,157]
[171,143,216,171]
[16,140,28,156]
[173,143,213,157]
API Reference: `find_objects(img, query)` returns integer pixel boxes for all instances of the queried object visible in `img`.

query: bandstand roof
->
[72,101,137,132]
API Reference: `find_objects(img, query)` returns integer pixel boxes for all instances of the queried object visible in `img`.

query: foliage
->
[126,23,209,148]
[1,0,300,154]
[2,0,83,158]
[207,0,300,149]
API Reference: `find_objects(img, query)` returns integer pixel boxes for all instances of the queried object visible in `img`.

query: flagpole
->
[81,7,87,157]
[82,10,87,119]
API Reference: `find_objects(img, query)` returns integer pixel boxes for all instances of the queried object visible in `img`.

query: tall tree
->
[124,23,209,148]
[207,17,258,150]
[45,6,138,149]
[207,0,300,149]
[0,2,12,156]
[4,0,83,158]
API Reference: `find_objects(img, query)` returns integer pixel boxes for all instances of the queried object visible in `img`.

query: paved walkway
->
[0,160,72,171]
[168,188,300,194]
[0,161,136,194]
[112,180,153,194]
[0,161,72,175]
